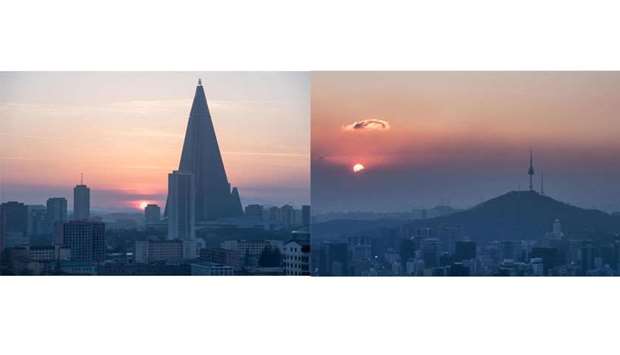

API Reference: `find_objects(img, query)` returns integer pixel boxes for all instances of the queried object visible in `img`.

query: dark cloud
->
[343,119,390,131]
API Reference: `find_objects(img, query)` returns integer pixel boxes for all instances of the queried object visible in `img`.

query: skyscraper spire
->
[540,171,545,195]
[528,149,535,191]
[165,80,243,222]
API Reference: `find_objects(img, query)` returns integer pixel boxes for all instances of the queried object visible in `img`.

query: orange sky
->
[312,72,620,212]
[0,72,309,210]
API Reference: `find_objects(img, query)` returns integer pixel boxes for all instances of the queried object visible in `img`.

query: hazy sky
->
[0,72,309,211]
[312,72,620,213]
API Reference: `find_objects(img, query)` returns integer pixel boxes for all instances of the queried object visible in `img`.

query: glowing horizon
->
[0,72,310,211]
[312,72,620,213]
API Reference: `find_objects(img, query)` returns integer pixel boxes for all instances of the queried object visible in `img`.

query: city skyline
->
[312,72,620,213]
[0,72,310,211]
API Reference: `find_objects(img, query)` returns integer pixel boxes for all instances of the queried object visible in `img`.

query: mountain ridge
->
[406,190,620,241]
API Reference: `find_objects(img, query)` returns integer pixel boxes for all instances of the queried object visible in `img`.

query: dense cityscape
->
[313,153,620,276]
[0,80,310,276]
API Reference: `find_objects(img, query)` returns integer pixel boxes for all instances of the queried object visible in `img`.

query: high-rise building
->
[144,204,161,225]
[0,201,29,248]
[26,205,47,237]
[56,221,105,262]
[165,79,243,222]
[73,178,90,220]
[167,170,195,240]
[46,197,67,231]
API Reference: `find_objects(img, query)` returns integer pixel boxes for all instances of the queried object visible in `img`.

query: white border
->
[3,1,620,354]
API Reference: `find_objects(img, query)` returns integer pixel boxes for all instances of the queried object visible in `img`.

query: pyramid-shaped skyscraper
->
[166,80,243,222]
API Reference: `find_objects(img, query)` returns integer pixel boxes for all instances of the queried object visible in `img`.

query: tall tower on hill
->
[528,150,535,192]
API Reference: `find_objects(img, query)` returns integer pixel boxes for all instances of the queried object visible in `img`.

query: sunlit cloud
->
[343,119,391,131]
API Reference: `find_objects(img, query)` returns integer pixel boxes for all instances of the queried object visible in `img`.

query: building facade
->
[56,221,105,262]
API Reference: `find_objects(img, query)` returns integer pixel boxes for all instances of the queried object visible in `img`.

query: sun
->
[353,163,365,173]
[139,201,149,210]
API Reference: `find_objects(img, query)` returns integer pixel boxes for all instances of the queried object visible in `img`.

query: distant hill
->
[312,191,620,242]
[405,191,620,241]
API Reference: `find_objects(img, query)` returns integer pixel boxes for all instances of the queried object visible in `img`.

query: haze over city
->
[312,72,620,213]
[0,72,310,211]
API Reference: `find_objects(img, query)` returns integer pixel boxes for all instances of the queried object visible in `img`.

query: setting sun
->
[139,201,149,210]
[353,163,365,173]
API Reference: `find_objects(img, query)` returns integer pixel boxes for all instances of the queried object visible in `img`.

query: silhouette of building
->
[167,171,195,240]
[46,197,67,231]
[56,221,105,262]
[73,176,90,220]
[26,205,47,237]
[0,201,29,248]
[166,79,243,222]
[144,204,161,225]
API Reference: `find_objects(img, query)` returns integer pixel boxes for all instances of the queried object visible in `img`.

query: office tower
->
[245,204,264,220]
[302,205,310,227]
[26,205,47,237]
[46,197,67,231]
[165,79,243,222]
[167,170,195,240]
[56,221,105,262]
[144,204,161,225]
[73,177,90,220]
[0,201,29,248]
